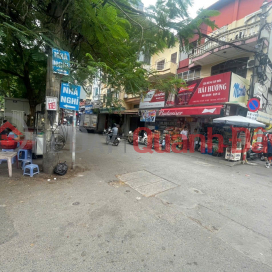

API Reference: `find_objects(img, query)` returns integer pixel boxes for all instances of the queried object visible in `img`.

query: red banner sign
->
[166,72,232,107]
[188,72,231,105]
[159,105,223,116]
[140,90,165,109]
[177,81,200,106]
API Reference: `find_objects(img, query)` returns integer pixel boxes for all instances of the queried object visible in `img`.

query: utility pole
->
[72,110,76,169]
[249,1,269,99]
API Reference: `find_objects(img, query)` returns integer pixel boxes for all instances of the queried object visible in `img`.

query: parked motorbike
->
[127,130,148,146]
[104,127,111,135]
[106,129,120,146]
[255,143,265,161]
[151,136,165,150]
[128,131,133,144]
[247,144,264,160]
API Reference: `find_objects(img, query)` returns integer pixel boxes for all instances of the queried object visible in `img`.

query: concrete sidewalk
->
[0,132,271,271]
[1,171,271,272]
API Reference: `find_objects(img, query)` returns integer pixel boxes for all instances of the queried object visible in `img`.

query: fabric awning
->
[213,115,266,128]
[159,105,223,117]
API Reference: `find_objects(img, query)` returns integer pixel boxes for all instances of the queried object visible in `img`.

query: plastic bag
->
[54,161,68,176]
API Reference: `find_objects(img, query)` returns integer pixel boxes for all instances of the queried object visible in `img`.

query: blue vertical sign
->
[52,48,70,75]
[60,83,81,111]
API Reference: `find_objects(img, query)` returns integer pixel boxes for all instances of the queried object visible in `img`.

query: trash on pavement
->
[54,161,68,176]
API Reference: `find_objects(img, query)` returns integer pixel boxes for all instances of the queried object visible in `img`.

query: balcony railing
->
[189,22,260,60]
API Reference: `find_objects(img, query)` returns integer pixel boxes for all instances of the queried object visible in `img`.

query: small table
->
[0,152,18,177]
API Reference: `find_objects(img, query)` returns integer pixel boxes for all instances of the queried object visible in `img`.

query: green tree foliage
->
[0,0,219,111]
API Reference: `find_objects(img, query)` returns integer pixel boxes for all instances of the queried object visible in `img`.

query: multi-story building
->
[148,42,180,82]
[94,82,141,134]
[87,0,272,139]
[175,0,272,123]
[138,0,272,138]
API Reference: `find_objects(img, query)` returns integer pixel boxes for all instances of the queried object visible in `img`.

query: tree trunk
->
[42,3,64,174]
[42,50,61,174]
[29,104,36,128]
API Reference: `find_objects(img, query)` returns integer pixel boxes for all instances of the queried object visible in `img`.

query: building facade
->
[84,0,272,136]
[177,0,272,125]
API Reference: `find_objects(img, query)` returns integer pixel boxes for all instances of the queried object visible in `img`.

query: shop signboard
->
[139,90,165,109]
[256,111,272,125]
[247,111,272,125]
[165,72,232,107]
[188,72,231,105]
[52,48,70,75]
[229,73,248,105]
[46,96,58,111]
[177,81,200,106]
[60,83,81,111]
[140,110,156,122]
[159,105,223,116]
[165,93,176,106]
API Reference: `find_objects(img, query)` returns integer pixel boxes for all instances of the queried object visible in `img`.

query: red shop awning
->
[159,105,223,117]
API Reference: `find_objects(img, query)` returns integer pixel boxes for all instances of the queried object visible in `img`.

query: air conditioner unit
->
[247,59,255,69]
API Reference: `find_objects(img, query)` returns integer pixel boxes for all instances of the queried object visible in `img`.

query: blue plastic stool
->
[21,159,32,170]
[23,164,39,177]
[18,149,32,161]
[0,149,16,164]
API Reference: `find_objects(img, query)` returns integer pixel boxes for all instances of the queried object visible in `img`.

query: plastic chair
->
[23,164,39,177]
[0,149,16,164]
[21,159,32,170]
[18,149,32,161]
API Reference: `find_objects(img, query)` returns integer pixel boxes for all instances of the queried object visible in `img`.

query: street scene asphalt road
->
[1,131,272,272]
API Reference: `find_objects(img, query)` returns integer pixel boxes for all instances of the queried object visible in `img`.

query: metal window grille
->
[157,60,165,70]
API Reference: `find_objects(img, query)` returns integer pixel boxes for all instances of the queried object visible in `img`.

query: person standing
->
[180,126,189,149]
[264,133,272,168]
[193,128,199,151]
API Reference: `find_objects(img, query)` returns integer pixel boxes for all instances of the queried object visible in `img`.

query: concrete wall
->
[150,42,179,68]
[207,0,272,33]
[97,114,106,132]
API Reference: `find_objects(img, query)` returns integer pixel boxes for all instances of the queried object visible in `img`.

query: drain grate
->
[117,170,178,197]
